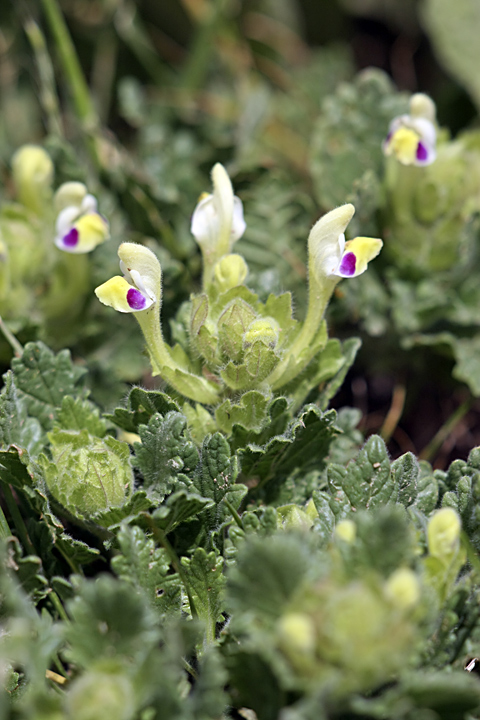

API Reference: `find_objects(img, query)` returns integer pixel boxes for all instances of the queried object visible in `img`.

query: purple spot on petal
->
[63,227,79,247]
[416,141,428,162]
[339,252,356,277]
[127,287,147,310]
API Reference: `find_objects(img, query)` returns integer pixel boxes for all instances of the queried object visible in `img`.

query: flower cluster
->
[95,163,382,419]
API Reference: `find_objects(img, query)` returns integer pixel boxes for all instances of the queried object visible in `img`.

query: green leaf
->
[422,0,480,111]
[318,337,361,410]
[239,406,338,501]
[65,574,159,668]
[215,391,270,435]
[11,342,87,431]
[190,647,228,719]
[391,452,419,507]
[0,372,43,456]
[133,412,199,501]
[328,435,394,512]
[451,336,480,396]
[112,525,181,614]
[192,433,243,529]
[227,534,309,619]
[5,537,49,603]
[89,490,152,530]
[414,465,439,514]
[55,396,106,437]
[284,337,346,412]
[152,489,214,534]
[181,547,225,640]
[107,387,180,433]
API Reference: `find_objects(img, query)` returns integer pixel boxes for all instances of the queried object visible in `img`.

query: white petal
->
[231,196,246,242]
[55,205,80,236]
[191,194,219,246]
[81,193,98,213]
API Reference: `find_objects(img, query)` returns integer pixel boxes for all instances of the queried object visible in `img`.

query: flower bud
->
[278,612,316,656]
[66,669,135,720]
[427,508,461,560]
[334,519,356,543]
[213,253,248,293]
[243,318,279,349]
[11,145,53,215]
[384,568,420,610]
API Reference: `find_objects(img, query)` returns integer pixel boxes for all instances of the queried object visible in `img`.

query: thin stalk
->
[380,383,406,444]
[419,399,472,463]
[180,0,224,92]
[0,316,24,357]
[40,0,100,167]
[267,276,336,390]
[24,19,63,137]
[49,589,70,623]
[2,485,36,555]
[224,498,243,530]
[0,503,12,540]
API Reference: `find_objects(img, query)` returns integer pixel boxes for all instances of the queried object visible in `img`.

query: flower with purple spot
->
[383,93,437,167]
[54,182,109,254]
[95,245,157,314]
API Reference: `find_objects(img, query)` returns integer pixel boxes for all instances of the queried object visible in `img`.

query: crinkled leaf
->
[239,406,338,501]
[328,435,394,511]
[0,372,43,456]
[181,547,225,639]
[192,433,241,529]
[152,489,214,534]
[65,574,159,667]
[112,525,181,614]
[11,342,87,431]
[215,391,270,435]
[133,411,199,501]
[107,387,180,433]
[55,396,106,437]
[391,452,419,507]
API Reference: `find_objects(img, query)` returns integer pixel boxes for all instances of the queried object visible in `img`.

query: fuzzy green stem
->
[267,274,337,390]
[134,306,220,405]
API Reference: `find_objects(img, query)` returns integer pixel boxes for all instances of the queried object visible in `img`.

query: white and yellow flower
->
[383,93,437,167]
[95,243,159,313]
[54,182,109,253]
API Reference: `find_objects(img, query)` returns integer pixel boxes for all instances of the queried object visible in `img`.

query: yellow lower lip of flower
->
[73,213,109,252]
[343,236,383,276]
[385,127,420,165]
[95,275,153,313]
